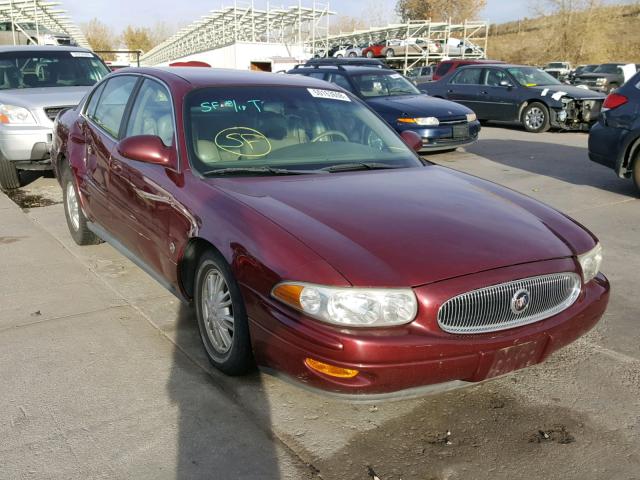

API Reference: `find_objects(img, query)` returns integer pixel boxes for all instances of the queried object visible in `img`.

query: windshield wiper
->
[202,166,324,176]
[321,162,402,173]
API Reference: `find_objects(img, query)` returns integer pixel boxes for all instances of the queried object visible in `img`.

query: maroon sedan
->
[51,67,608,398]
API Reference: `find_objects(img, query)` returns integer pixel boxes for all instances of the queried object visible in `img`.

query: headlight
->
[466,112,477,122]
[398,117,439,126]
[272,282,418,327]
[595,78,607,85]
[577,242,603,283]
[0,104,37,125]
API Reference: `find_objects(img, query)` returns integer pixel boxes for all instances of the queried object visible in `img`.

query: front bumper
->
[0,125,53,169]
[246,258,609,397]
[397,120,481,153]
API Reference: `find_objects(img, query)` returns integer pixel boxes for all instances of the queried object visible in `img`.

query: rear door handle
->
[481,91,489,95]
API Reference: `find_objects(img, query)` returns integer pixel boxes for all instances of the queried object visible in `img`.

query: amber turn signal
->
[304,358,359,379]
[397,117,417,124]
[272,283,304,309]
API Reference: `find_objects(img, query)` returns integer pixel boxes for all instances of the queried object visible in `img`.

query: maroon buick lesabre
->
[51,67,608,398]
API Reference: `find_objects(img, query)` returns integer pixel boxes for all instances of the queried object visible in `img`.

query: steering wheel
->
[311,130,349,143]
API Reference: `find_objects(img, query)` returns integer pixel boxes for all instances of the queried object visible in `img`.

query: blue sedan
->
[588,70,640,193]
[288,64,481,153]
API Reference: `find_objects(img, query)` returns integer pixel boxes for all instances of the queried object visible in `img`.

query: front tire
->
[62,166,101,245]
[366,50,374,58]
[348,52,357,57]
[194,250,254,376]
[385,48,395,58]
[522,102,550,133]
[632,153,640,196]
[0,156,20,190]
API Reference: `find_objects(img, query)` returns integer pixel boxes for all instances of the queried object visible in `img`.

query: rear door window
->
[90,75,138,138]
[435,62,453,77]
[327,73,353,92]
[450,68,482,85]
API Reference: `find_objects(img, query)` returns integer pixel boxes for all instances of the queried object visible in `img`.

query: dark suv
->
[588,71,640,193]
[287,62,480,152]
[574,63,637,93]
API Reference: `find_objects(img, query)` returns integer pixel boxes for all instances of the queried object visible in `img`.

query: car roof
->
[455,63,529,69]
[289,65,393,75]
[440,59,505,64]
[117,66,348,90]
[0,45,91,53]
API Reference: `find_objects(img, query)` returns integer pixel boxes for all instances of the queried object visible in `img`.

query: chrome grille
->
[437,273,581,334]
[44,106,73,122]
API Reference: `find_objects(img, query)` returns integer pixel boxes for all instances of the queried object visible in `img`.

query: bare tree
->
[122,25,154,53]
[396,0,487,21]
[82,18,117,60]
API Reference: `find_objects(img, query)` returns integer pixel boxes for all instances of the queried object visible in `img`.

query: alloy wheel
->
[201,268,234,354]
[525,107,545,130]
[66,181,80,231]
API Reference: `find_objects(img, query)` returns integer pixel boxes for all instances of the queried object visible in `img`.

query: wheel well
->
[518,100,549,120]
[178,237,223,300]
[623,135,640,174]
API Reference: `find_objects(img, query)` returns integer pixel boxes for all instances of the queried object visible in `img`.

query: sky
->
[61,0,534,31]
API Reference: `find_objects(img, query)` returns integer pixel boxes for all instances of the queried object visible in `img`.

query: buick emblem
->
[510,289,530,314]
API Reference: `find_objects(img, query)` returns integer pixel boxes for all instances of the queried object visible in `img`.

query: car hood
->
[212,166,590,287]
[575,72,617,80]
[365,94,472,120]
[526,84,606,100]
[0,86,91,109]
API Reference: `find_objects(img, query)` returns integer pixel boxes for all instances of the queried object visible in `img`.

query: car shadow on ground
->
[466,139,638,197]
[168,303,304,479]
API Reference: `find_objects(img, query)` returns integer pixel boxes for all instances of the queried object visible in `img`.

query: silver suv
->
[0,22,76,46]
[0,46,110,189]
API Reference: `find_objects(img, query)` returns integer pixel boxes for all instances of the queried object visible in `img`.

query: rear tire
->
[632,153,640,196]
[348,52,357,57]
[0,156,20,190]
[194,250,254,376]
[522,102,550,133]
[62,166,101,245]
[366,50,374,58]
[385,48,395,58]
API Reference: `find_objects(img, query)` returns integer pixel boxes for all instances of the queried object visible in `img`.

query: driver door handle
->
[111,159,123,174]
[86,145,93,154]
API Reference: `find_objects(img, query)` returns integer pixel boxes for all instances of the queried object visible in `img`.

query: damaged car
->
[420,64,606,133]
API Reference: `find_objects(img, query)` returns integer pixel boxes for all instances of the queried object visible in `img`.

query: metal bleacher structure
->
[141,0,334,66]
[322,20,488,73]
[141,0,488,74]
[0,0,89,48]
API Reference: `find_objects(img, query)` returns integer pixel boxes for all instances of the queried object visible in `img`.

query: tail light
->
[603,93,628,110]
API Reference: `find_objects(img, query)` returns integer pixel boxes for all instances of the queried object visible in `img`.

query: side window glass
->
[307,72,326,80]
[436,62,453,77]
[450,68,482,85]
[484,69,508,87]
[85,82,106,118]
[91,75,138,138]
[329,74,353,92]
[125,79,175,147]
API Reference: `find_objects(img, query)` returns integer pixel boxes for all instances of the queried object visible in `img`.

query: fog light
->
[304,358,359,378]
[557,110,567,121]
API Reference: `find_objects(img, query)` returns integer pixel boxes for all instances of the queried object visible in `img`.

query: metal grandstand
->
[141,0,334,66]
[0,0,89,48]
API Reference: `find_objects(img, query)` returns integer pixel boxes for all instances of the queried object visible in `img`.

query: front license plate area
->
[452,124,469,138]
[485,340,545,379]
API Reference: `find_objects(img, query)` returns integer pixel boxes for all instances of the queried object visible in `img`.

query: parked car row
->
[0,21,77,47]
[315,37,483,60]
[543,60,639,93]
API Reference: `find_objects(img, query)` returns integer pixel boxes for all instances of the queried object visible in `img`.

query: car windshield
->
[593,64,623,74]
[351,72,420,97]
[0,51,109,90]
[546,63,567,68]
[185,86,421,176]
[507,67,561,86]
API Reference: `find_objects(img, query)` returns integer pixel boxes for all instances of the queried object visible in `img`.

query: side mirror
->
[400,130,423,153]
[116,135,176,169]
[499,80,513,88]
